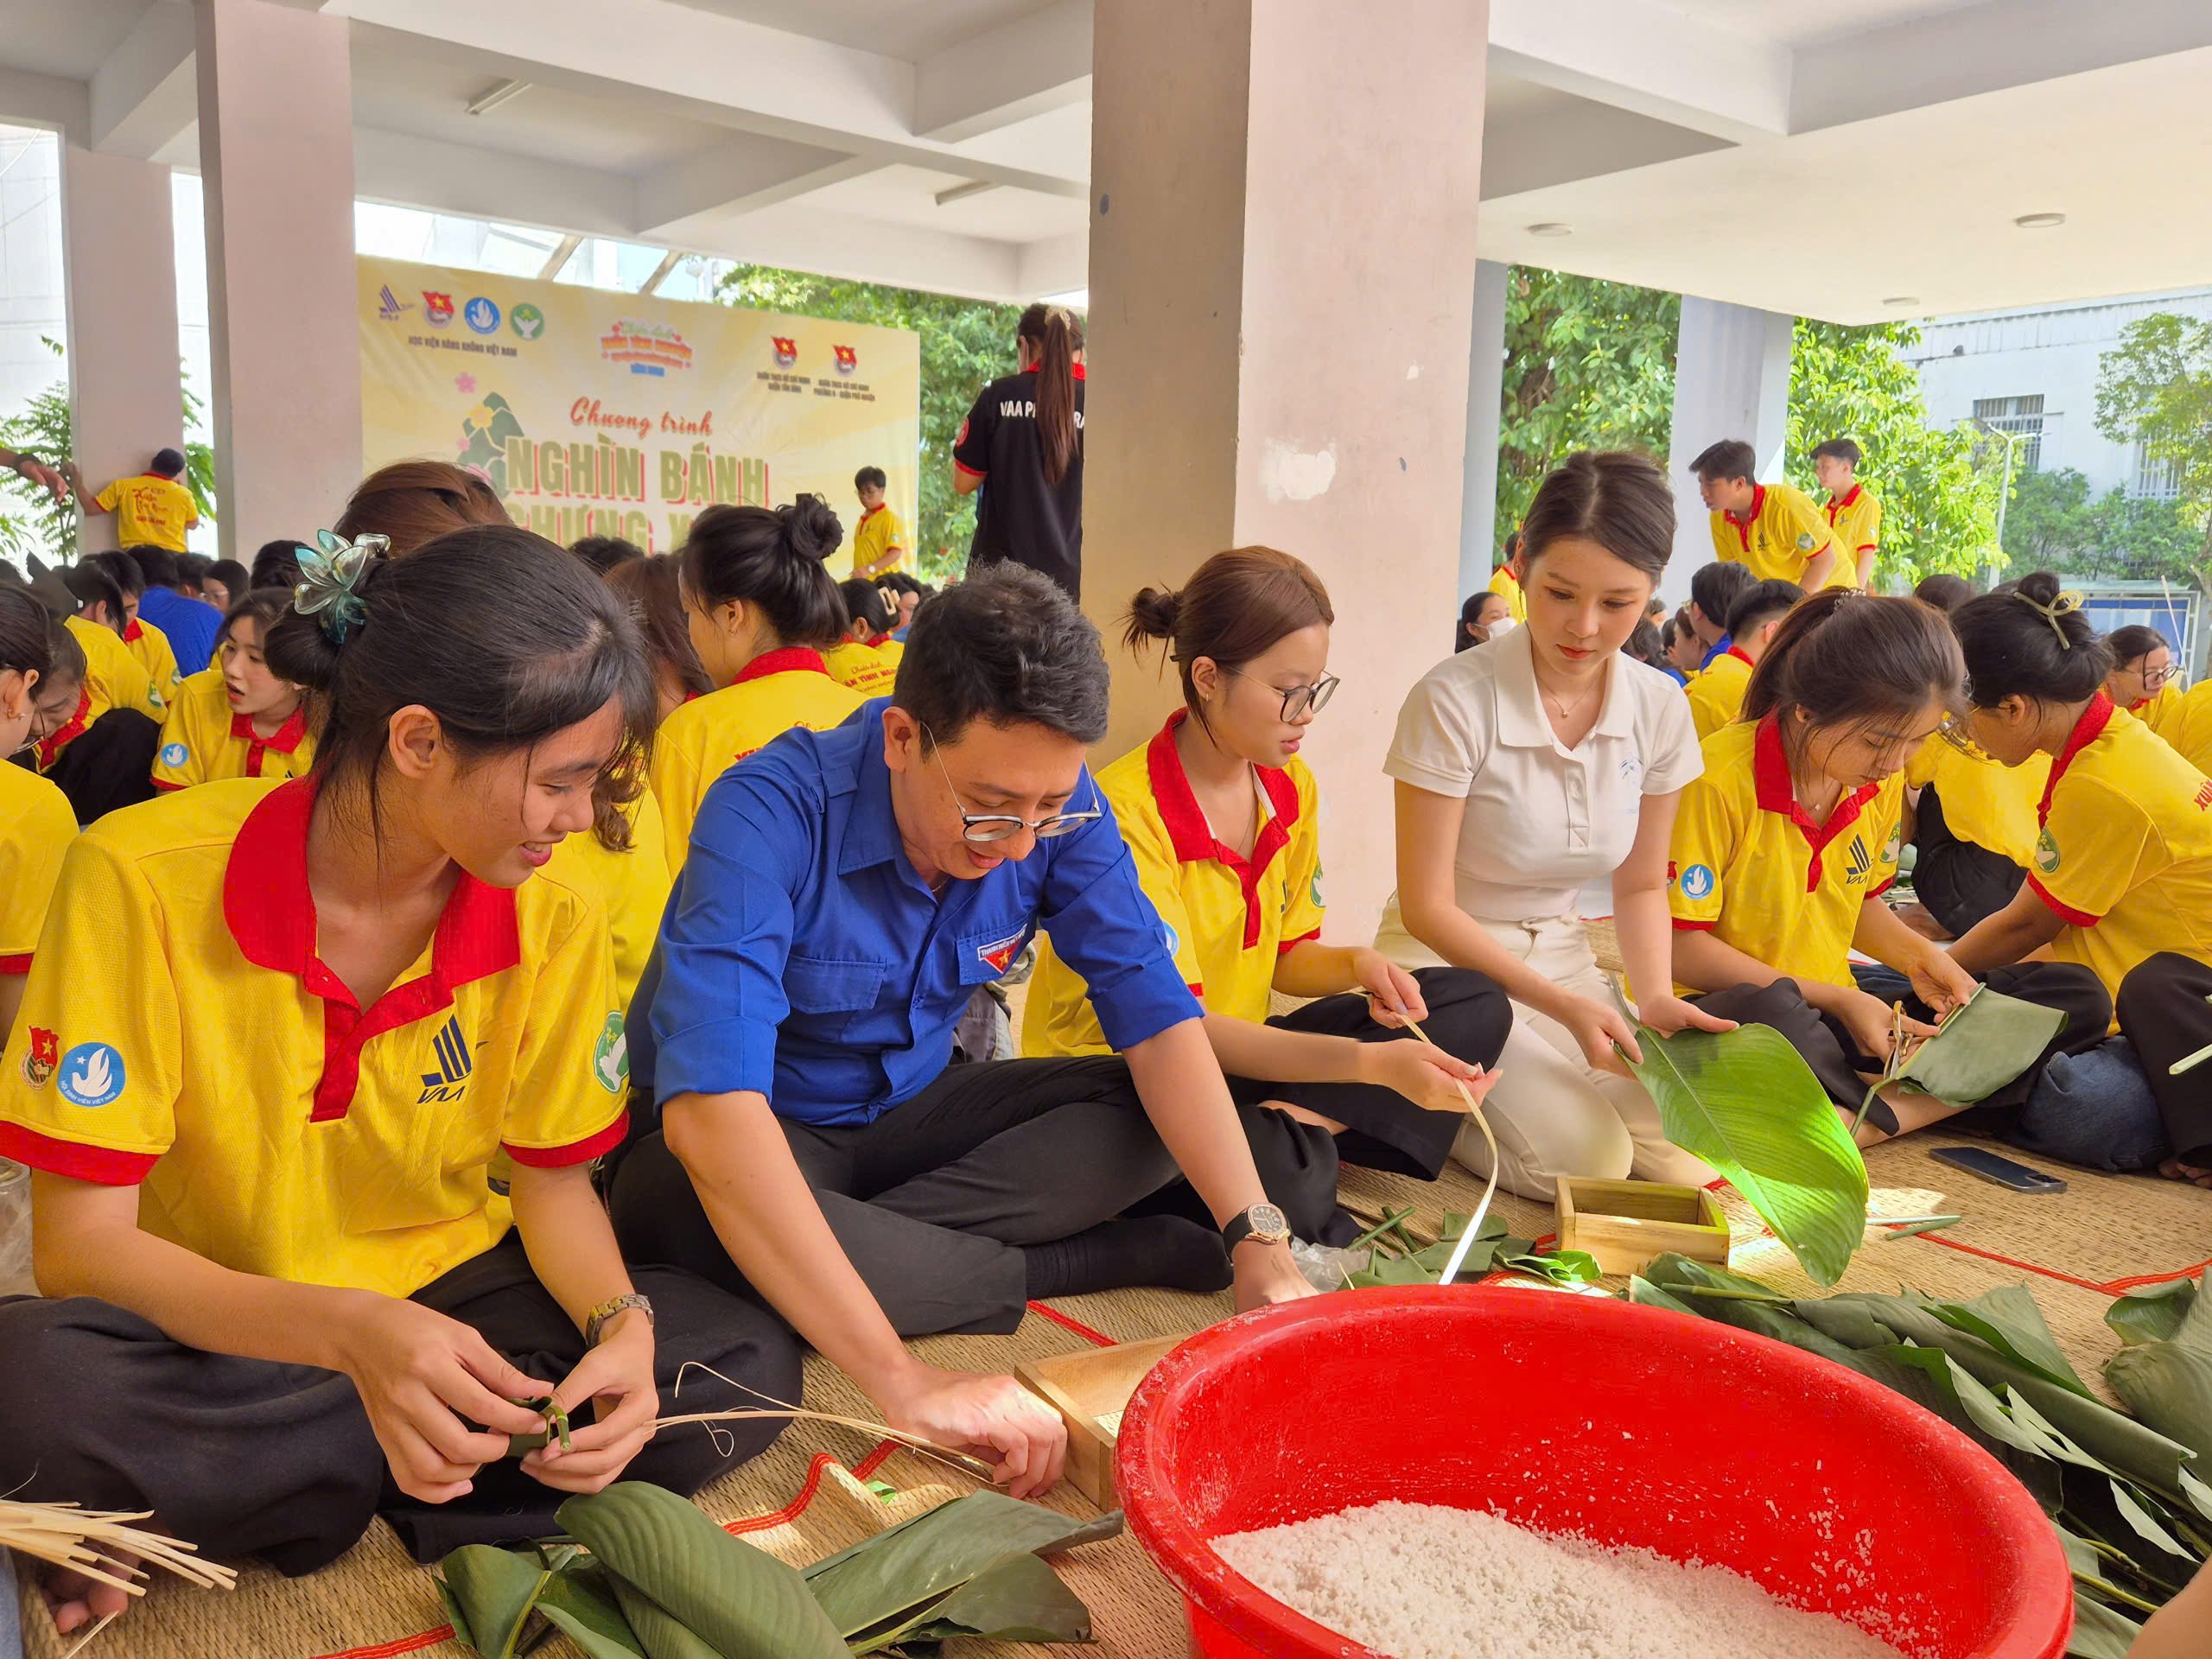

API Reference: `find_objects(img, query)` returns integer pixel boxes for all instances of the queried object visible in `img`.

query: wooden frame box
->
[1555,1177,1731,1276]
[1015,1335,1185,1509]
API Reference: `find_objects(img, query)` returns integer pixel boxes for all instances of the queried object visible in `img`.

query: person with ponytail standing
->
[1947,575,2212,1185]
[952,303,1084,598]
[0,526,799,1642]
[650,497,864,869]
[1668,588,2110,1148]
[1024,550,1510,1237]
[150,591,314,791]
[0,588,78,1044]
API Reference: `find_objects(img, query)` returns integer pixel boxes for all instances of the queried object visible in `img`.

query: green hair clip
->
[291,529,387,645]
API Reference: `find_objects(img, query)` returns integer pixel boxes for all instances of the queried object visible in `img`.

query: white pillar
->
[1087,0,1488,942]
[194,0,361,557]
[60,146,183,555]
[1666,296,1793,582]
[1459,257,1510,602]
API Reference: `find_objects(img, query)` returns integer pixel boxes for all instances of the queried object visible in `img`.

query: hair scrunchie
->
[292,528,387,646]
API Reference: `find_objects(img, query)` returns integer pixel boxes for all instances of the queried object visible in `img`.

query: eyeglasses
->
[923,726,1103,844]
[1227,669,1341,721]
[2133,663,2176,691]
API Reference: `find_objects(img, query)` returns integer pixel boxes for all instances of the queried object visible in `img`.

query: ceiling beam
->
[351,126,633,238]
[1487,0,1789,144]
[632,137,878,245]
[912,0,1091,143]
[0,67,90,146]
[537,232,582,278]
[89,2,198,159]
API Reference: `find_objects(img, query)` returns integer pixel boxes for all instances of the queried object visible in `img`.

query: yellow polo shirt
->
[1711,484,1852,588]
[1487,565,1527,624]
[544,788,670,1014]
[95,474,197,553]
[2169,680,2212,776]
[0,766,76,975]
[1685,647,1755,741]
[152,668,315,791]
[1670,716,1903,995]
[1025,709,1325,1055]
[2126,682,2183,743]
[2028,695,2212,995]
[63,615,152,728]
[823,638,899,697]
[850,505,907,578]
[0,778,629,1299]
[1824,485,1881,582]
[648,648,866,870]
[1904,734,2048,868]
[120,619,178,713]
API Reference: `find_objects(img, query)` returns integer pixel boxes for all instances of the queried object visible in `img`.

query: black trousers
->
[0,1236,800,1573]
[23,708,160,824]
[2116,951,2212,1166]
[1690,963,2110,1125]
[610,1054,1338,1339]
[1911,785,2027,938]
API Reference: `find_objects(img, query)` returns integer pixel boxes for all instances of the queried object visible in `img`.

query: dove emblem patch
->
[593,1014,628,1095]
[58,1042,125,1109]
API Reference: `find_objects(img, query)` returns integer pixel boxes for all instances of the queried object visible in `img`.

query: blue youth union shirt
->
[630,700,1199,1127]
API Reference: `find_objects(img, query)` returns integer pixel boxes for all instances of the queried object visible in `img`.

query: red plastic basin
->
[1116,1288,2071,1659]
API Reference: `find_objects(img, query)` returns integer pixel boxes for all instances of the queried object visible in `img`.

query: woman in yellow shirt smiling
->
[0,527,797,1641]
[1669,590,2109,1148]
[1948,577,2212,1186]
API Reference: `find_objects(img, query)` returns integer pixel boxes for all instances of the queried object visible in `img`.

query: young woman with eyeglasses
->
[1023,549,1510,1232]
[2102,625,2182,741]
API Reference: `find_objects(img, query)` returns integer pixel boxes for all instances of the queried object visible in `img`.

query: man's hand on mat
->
[877,1364,1067,1498]
[1633,995,1738,1040]
[338,1295,556,1503]
[523,1311,659,1493]
[1364,1040,1492,1113]
[1234,1242,1320,1313]
[1836,988,1940,1068]
[1904,950,1980,1020]
[1550,989,1643,1073]
[1352,950,1427,1027]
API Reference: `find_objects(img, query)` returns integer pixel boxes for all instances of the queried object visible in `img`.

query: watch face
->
[1249,1203,1290,1241]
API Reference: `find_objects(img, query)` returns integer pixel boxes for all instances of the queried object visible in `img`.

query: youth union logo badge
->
[57,1041,125,1109]
[594,1014,628,1095]
[21,1027,58,1089]
[160,741,188,766]
[1676,863,1716,900]
[2035,829,2060,874]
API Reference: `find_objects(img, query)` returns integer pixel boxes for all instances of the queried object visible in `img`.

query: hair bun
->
[2014,570,2062,607]
[1124,585,1180,642]
[781,494,844,564]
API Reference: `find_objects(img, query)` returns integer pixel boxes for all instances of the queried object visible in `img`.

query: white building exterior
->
[1906,287,2212,497]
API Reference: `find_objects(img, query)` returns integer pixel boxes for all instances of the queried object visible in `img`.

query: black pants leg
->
[613,1057,1188,1339]
[1911,785,2028,938]
[1240,967,1513,1179]
[29,709,160,823]
[2115,952,2212,1166]
[0,1235,799,1571]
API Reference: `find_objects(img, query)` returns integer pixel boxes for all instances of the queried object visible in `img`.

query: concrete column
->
[1086,0,1487,941]
[1666,296,1794,581]
[1459,257,1510,603]
[60,146,182,555]
[194,0,360,556]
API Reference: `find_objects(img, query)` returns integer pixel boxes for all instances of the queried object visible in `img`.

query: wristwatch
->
[586,1292,654,1347]
[1222,1203,1292,1253]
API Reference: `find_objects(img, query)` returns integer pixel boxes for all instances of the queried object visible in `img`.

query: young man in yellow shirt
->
[1691,439,1854,588]
[849,466,907,580]
[67,448,199,555]
[1684,579,1802,741]
[1485,531,1528,623]
[1812,438,1881,591]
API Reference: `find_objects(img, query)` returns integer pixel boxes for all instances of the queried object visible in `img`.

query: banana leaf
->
[436,1543,550,1659]
[558,1482,848,1659]
[2106,1279,2201,1348]
[1934,1287,2093,1395]
[606,1577,720,1659]
[2065,1595,2143,1659]
[802,1491,1122,1640]
[1624,1021,1868,1286]
[851,1549,1093,1652]
[1857,986,2064,1113]
[535,1565,647,1659]
[2107,1342,2212,1461]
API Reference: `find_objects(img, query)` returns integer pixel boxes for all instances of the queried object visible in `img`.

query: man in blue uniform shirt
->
[612,565,1318,1497]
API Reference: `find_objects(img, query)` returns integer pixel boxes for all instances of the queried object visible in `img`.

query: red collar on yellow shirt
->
[1824,484,1862,525]
[1147,708,1302,949]
[1723,484,1766,552]
[733,646,830,686]
[1752,715,1883,892]
[2039,691,2114,826]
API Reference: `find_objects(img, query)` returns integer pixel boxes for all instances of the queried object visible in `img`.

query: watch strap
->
[586,1292,654,1347]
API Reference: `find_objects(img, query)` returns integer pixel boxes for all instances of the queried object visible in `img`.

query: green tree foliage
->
[2094,311,2212,597]
[0,337,219,564]
[2001,467,2199,582]
[1783,319,2004,586]
[716,264,1025,583]
[1496,268,1677,544]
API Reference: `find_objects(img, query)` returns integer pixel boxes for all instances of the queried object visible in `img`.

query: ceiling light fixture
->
[1882,296,1921,308]
[2013,212,2066,230]
[466,79,532,118]
[1527,222,1573,238]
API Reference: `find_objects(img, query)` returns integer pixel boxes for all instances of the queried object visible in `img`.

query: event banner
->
[357,256,920,560]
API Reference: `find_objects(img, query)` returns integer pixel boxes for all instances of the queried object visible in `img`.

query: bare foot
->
[38,1549,139,1637]
[2158,1156,2212,1192]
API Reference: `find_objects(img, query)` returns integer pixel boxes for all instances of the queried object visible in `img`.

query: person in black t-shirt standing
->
[952,304,1085,598]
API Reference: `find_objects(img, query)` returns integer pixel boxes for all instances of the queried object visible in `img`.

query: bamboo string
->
[58,1612,115,1659]
[1382,1006,1499,1287]
[663,1361,996,1482]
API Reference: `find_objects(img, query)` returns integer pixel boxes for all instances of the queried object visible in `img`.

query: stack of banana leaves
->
[436,1480,1122,1658]
[1630,1254,2212,1657]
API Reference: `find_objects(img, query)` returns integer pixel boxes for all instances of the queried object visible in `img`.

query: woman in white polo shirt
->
[1378,450,1731,1198]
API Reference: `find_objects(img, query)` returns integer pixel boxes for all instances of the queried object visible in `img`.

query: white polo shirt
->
[1376,626,1702,929]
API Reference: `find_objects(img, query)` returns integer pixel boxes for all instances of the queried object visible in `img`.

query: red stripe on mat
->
[308,1441,905,1659]
[2104,1259,2209,1293]
[1025,1299,1116,1347]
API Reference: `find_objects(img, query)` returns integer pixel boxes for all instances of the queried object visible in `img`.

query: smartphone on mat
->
[1930,1147,2068,1194]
